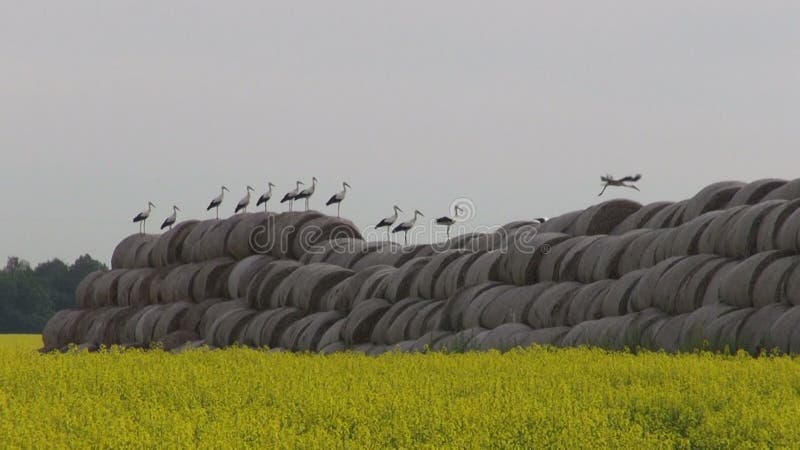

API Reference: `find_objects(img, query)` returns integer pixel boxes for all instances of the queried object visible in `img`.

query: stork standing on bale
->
[376,205,402,240]
[281,180,305,211]
[132,201,155,234]
[207,186,229,219]
[235,186,255,213]
[294,177,318,211]
[533,217,549,224]
[326,182,351,217]
[257,182,276,212]
[435,205,463,240]
[598,174,642,196]
[161,205,181,230]
[392,210,424,245]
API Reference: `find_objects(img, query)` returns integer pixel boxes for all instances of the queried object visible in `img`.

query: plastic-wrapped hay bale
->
[538,210,582,234]
[565,280,615,326]
[324,265,394,312]
[764,306,800,354]
[179,299,223,334]
[248,260,302,309]
[648,314,689,353]
[293,311,345,351]
[629,256,687,312]
[722,200,785,258]
[161,331,201,351]
[78,307,126,346]
[191,257,235,301]
[536,237,584,282]
[119,305,156,345]
[668,211,723,258]
[160,264,204,303]
[735,303,790,355]
[480,283,557,329]
[600,269,647,318]
[111,234,157,269]
[316,318,348,352]
[150,220,199,267]
[115,269,152,307]
[461,284,517,329]
[677,304,738,352]
[133,239,157,268]
[619,308,669,349]
[509,326,570,350]
[499,232,570,285]
[42,309,82,350]
[642,201,688,229]
[197,214,248,261]
[290,216,362,260]
[526,282,582,329]
[180,220,223,263]
[638,231,674,270]
[412,250,471,300]
[681,181,745,223]
[395,300,440,343]
[144,267,173,305]
[727,178,787,206]
[222,213,274,260]
[762,178,800,201]
[756,199,800,252]
[275,263,354,312]
[575,236,617,283]
[438,282,503,331]
[611,230,660,277]
[263,211,325,260]
[278,315,321,351]
[198,299,248,338]
[719,250,794,307]
[319,341,348,355]
[91,269,128,308]
[226,255,275,298]
[370,297,426,345]
[432,328,486,352]
[611,202,673,235]
[463,250,504,286]
[473,323,532,351]
[434,252,487,299]
[75,271,105,308]
[347,242,407,271]
[701,261,738,306]
[352,267,397,307]
[695,205,749,255]
[751,256,799,308]
[652,255,721,314]
[408,331,450,352]
[208,308,257,347]
[381,257,431,302]
[133,305,167,347]
[255,307,305,348]
[341,298,391,345]
[673,257,733,313]
[775,207,800,253]
[706,307,755,353]
[151,302,193,343]
[556,235,606,282]
[569,200,641,236]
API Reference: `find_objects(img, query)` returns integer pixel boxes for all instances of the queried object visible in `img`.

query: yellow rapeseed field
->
[2,335,800,448]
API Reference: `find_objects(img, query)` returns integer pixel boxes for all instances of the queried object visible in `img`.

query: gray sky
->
[2,1,799,265]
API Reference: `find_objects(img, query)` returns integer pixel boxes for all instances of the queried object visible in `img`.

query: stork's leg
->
[446,225,451,240]
[305,198,309,211]
[264,203,267,213]
[143,219,146,235]
[289,201,293,212]
[404,231,408,246]
[216,207,219,220]
[337,203,341,218]
[598,184,608,196]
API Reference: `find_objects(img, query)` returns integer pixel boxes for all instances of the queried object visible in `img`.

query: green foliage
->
[0,255,107,333]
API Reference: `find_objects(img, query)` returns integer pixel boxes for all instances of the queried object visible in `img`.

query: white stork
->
[161,205,181,230]
[392,210,424,245]
[376,205,402,240]
[294,176,318,211]
[257,182,276,212]
[598,174,642,196]
[235,186,255,213]
[532,217,549,224]
[207,186,229,219]
[326,182,351,217]
[435,205,464,239]
[280,181,305,211]
[132,201,155,234]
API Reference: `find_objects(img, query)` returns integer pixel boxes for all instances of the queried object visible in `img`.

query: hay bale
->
[776,207,800,253]
[538,210,582,234]
[75,270,105,308]
[620,308,669,349]
[160,264,204,303]
[565,280,615,326]
[199,215,249,261]
[512,327,570,349]
[719,250,794,307]
[133,240,157,268]
[352,267,397,306]
[267,212,326,260]
[696,205,750,255]
[375,257,429,302]
[191,257,235,301]
[461,285,517,329]
[293,311,345,351]
[226,255,276,299]
[677,304,739,352]
[434,252,486,299]
[764,306,800,353]
[346,242,407,271]
[144,267,173,305]
[728,178,787,206]
[594,229,652,279]
[637,315,669,351]
[673,257,733,313]
[638,231,674,269]
[570,200,642,236]
[82,306,135,346]
[301,237,362,265]
[438,282,501,331]
[668,211,722,257]
[600,269,647,318]
[275,263,354,312]
[42,309,81,350]
[323,265,393,312]
[111,234,157,269]
[161,331,201,351]
[224,212,276,260]
[735,303,790,355]
[682,181,746,222]
[652,255,721,314]
[433,328,486,352]
[458,250,503,286]
[199,299,248,338]
[115,269,153,307]
[723,201,785,258]
[150,220,199,266]
[473,323,533,351]
[701,261,738,306]
[481,282,557,328]
[180,220,223,263]
[752,256,799,308]
[575,236,617,283]
[556,235,606,282]
[315,318,347,351]
[371,297,426,344]
[151,302,193,343]
[756,199,800,251]
[133,305,167,346]
[526,282,582,329]
[762,178,800,201]
[249,260,303,309]
[341,298,392,345]
[651,314,690,353]
[119,305,157,345]
[499,232,571,285]
[412,250,471,300]
[642,201,688,229]
[706,307,755,353]
[290,216,362,260]
[404,301,443,341]
[209,308,257,347]
[180,299,223,333]
[611,202,673,235]
[629,256,687,312]
[254,307,304,348]
[783,262,800,306]
[536,237,585,282]
[91,269,127,308]
[409,331,451,352]
[319,341,348,354]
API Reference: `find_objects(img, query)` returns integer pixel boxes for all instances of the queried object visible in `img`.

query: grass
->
[2,334,800,448]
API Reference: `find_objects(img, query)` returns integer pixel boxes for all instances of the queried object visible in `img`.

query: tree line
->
[0,255,107,333]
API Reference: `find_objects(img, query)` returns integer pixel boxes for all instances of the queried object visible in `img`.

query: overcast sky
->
[1,1,799,265]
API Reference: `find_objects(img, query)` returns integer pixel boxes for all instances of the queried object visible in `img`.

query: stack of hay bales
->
[43,178,800,355]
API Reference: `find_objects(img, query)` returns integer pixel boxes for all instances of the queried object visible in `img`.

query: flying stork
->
[235,186,255,213]
[435,205,466,240]
[280,181,305,211]
[392,210,424,245]
[376,205,402,240]
[161,205,181,230]
[326,182,351,217]
[132,201,155,234]
[598,174,642,196]
[257,182,276,212]
[294,177,318,211]
[207,186,229,219]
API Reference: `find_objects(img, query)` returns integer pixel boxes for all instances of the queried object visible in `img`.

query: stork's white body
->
[326,182,350,217]
[294,177,317,211]
[132,201,155,234]
[207,186,229,219]
[257,182,276,212]
[281,181,305,211]
[235,186,255,213]
[376,205,402,240]
[161,205,180,230]
[392,210,424,245]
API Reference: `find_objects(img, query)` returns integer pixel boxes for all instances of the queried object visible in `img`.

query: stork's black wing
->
[257,194,269,206]
[132,213,146,223]
[280,193,294,203]
[619,174,642,183]
[326,194,340,206]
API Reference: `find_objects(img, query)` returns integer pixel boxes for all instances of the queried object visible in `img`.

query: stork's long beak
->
[344,182,351,188]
